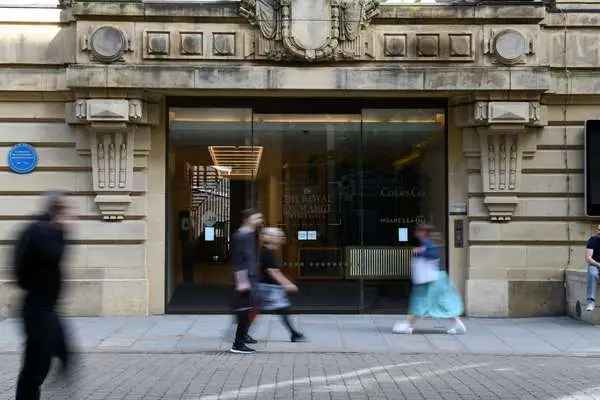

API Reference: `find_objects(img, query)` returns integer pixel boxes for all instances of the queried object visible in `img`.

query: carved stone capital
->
[67,99,151,125]
[463,102,545,223]
[67,99,155,221]
[473,101,546,128]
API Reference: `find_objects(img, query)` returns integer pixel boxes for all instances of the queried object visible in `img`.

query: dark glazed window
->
[586,120,600,216]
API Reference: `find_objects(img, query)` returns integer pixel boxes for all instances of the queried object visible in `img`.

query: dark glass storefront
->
[166,100,447,313]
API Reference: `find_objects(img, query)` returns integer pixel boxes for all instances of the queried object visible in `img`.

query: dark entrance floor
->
[167,281,409,314]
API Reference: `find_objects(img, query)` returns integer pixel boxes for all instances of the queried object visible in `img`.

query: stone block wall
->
[0,98,161,316]
[2,0,600,317]
[463,113,592,317]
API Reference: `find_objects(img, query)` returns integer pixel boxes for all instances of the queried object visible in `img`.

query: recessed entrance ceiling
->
[208,145,263,179]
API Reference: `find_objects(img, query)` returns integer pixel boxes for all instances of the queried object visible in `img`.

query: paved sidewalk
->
[3,352,600,400]
[1,315,600,355]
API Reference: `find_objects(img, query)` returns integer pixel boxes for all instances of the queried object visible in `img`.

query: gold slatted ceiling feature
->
[208,146,263,179]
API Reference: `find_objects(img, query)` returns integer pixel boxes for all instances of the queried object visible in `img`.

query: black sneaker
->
[291,333,307,343]
[230,343,256,354]
[244,334,258,344]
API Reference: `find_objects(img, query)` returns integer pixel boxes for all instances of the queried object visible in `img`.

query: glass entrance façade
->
[166,99,447,313]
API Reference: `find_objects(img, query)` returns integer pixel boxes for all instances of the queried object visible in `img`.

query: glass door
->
[360,109,447,310]
[168,108,253,313]
[252,113,363,311]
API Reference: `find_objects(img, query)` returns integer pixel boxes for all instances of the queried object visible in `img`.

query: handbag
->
[257,283,291,311]
[411,256,440,285]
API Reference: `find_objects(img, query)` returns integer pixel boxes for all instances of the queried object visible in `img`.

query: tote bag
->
[411,256,440,285]
[258,283,291,311]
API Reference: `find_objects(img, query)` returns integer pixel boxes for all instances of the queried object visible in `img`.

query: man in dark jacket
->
[230,208,263,354]
[14,192,71,400]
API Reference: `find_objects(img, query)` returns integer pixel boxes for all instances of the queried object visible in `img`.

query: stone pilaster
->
[462,101,546,222]
[67,98,156,221]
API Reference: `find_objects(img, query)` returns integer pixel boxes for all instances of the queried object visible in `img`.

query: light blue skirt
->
[409,271,464,318]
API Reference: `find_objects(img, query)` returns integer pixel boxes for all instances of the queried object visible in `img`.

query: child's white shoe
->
[392,321,414,334]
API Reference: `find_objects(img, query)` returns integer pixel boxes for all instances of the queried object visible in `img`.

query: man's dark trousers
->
[15,296,69,400]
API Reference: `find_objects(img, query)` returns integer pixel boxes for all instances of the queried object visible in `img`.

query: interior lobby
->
[167,99,447,313]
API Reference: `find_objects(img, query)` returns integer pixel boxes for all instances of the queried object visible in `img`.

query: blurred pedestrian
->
[258,227,305,342]
[13,192,73,400]
[393,224,466,335]
[584,224,600,311]
[230,209,263,354]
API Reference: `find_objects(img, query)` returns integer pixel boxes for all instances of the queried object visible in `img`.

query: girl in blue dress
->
[393,224,466,335]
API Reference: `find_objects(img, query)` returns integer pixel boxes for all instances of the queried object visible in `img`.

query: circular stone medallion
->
[493,29,529,65]
[90,26,126,63]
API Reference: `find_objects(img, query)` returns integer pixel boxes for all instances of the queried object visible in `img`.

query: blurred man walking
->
[14,192,72,400]
[230,209,263,354]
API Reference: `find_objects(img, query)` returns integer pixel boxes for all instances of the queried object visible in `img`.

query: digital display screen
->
[204,226,215,241]
[398,227,408,242]
[586,120,600,215]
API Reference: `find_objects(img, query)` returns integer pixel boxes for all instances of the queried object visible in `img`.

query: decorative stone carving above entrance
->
[240,0,380,62]
[67,99,156,221]
[463,101,546,222]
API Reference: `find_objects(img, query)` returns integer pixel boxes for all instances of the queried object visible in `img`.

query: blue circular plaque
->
[8,143,38,174]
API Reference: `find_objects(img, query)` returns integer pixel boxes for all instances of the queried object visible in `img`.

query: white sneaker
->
[586,302,596,312]
[447,319,467,335]
[392,322,414,334]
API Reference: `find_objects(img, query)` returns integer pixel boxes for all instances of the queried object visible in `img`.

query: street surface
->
[2,316,600,399]
[2,352,600,400]
[2,316,600,355]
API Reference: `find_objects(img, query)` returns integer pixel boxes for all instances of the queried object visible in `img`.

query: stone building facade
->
[0,0,598,317]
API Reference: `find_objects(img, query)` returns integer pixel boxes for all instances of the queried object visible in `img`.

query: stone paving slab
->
[3,353,600,400]
[1,315,600,356]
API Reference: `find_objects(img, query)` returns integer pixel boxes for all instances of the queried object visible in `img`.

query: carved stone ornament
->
[240,0,380,62]
[82,26,133,64]
[68,99,154,221]
[473,101,545,128]
[464,101,545,223]
[487,29,533,66]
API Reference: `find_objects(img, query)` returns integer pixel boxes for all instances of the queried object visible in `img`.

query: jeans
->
[588,265,600,303]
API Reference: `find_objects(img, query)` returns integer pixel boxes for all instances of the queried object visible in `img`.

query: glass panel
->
[166,105,447,313]
[253,113,363,311]
[360,109,446,311]
[167,107,252,312]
